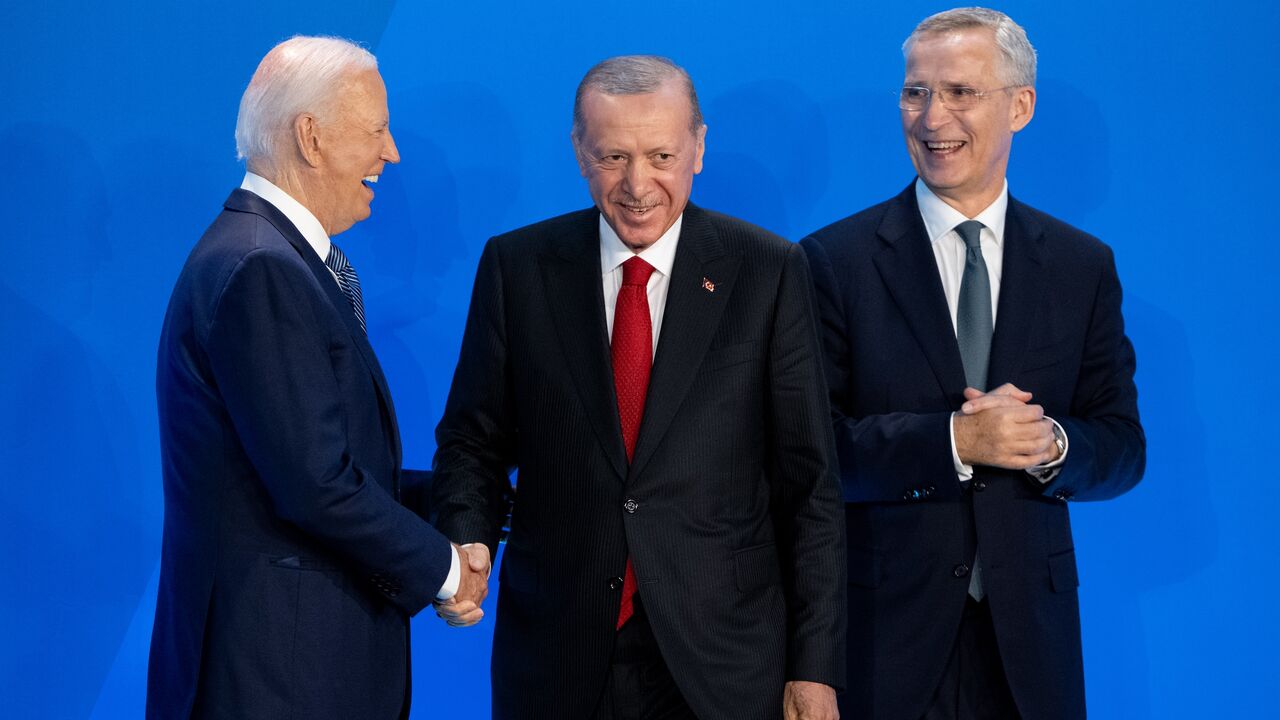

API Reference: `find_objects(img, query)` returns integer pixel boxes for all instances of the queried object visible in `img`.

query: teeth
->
[926,141,964,150]
[363,175,379,184]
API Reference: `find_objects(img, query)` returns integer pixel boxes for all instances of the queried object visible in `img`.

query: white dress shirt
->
[240,172,463,600]
[914,179,1067,483]
[600,213,683,356]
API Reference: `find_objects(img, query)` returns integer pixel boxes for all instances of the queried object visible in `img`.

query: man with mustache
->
[432,55,846,719]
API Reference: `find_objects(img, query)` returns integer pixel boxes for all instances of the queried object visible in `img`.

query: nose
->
[920,94,953,131]
[383,128,400,164]
[622,159,650,195]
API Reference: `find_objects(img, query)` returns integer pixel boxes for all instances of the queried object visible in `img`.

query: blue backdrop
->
[1,1,1273,717]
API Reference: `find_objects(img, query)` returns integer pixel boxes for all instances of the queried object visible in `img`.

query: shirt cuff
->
[1026,418,1069,484]
[435,545,461,601]
[949,412,974,482]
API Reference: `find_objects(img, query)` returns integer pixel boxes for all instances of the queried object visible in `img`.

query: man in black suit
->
[431,55,846,720]
[147,36,486,719]
[800,8,1145,719]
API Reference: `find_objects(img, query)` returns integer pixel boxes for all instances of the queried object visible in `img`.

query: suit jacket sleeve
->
[203,248,453,616]
[799,236,960,504]
[1039,245,1145,501]
[771,243,847,687]
[432,238,516,556]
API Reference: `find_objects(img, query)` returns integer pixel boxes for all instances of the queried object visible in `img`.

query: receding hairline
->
[572,55,704,140]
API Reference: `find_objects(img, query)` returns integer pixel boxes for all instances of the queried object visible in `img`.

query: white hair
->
[903,7,1037,87]
[234,36,377,163]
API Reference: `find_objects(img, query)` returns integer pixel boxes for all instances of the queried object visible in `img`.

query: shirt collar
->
[599,213,682,278]
[241,172,331,262]
[914,178,1008,247]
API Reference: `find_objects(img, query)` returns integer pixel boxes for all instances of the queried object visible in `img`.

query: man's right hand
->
[434,543,489,627]
[953,383,1057,469]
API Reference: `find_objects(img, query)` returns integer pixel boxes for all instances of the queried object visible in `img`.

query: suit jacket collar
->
[871,182,1048,400]
[987,194,1046,389]
[223,189,403,472]
[873,183,969,400]
[539,203,739,483]
[629,204,739,481]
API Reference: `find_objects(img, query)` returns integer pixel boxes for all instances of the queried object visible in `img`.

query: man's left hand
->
[784,680,839,720]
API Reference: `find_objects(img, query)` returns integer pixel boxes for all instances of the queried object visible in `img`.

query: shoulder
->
[487,207,599,255]
[802,195,898,250]
[182,207,321,308]
[690,205,794,260]
[1010,197,1115,266]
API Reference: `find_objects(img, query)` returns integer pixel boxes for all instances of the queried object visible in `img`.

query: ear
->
[294,113,323,168]
[692,123,707,175]
[571,131,589,178]
[1009,86,1036,133]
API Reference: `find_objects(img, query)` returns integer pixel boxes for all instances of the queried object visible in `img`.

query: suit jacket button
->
[902,492,912,500]
[623,498,639,514]
[608,576,624,590]
[973,480,987,492]
[926,486,936,496]
[953,564,971,578]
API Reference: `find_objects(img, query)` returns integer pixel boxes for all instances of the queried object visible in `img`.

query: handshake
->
[434,542,492,627]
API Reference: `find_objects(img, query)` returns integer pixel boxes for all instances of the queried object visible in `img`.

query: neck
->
[248,160,330,232]
[929,183,1004,219]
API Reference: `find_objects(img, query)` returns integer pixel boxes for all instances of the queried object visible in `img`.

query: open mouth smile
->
[924,140,966,155]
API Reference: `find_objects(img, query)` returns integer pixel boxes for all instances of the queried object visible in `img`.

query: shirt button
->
[953,564,971,578]
[623,498,639,514]
[608,576,624,590]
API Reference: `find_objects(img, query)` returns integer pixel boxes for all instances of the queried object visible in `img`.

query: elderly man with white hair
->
[147,36,487,719]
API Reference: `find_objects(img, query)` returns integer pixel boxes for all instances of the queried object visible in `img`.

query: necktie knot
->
[955,220,984,251]
[325,243,350,273]
[621,256,655,287]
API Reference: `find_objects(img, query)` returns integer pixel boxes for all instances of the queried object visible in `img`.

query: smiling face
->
[901,28,1034,217]
[573,79,706,250]
[311,69,400,236]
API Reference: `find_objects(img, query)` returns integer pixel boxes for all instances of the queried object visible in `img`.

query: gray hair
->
[235,36,378,163]
[903,7,1037,87]
[572,55,704,141]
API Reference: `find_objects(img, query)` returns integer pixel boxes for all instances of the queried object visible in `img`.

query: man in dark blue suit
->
[147,37,486,719]
[800,8,1145,719]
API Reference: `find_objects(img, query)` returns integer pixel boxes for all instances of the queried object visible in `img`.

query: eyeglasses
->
[898,85,1020,111]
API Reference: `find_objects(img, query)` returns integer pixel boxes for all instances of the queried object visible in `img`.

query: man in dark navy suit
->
[800,8,1145,720]
[147,36,486,719]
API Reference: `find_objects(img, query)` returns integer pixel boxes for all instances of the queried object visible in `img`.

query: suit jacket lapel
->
[224,190,403,470]
[629,205,741,482]
[986,195,1046,388]
[871,184,968,400]
[538,210,629,481]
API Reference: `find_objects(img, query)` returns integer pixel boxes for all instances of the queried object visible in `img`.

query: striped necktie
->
[325,243,366,334]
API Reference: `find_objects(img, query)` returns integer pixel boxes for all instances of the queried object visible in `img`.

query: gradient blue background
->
[1,1,1272,717]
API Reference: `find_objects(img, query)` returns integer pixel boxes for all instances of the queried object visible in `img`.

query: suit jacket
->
[432,204,846,720]
[799,183,1145,720]
[147,189,452,719]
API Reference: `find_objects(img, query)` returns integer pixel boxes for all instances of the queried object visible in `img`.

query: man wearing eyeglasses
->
[799,8,1145,719]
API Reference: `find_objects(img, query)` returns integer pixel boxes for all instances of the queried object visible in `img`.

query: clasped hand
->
[953,383,1060,470]
[434,543,491,628]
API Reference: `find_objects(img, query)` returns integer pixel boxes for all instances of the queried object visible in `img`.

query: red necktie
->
[612,256,655,629]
